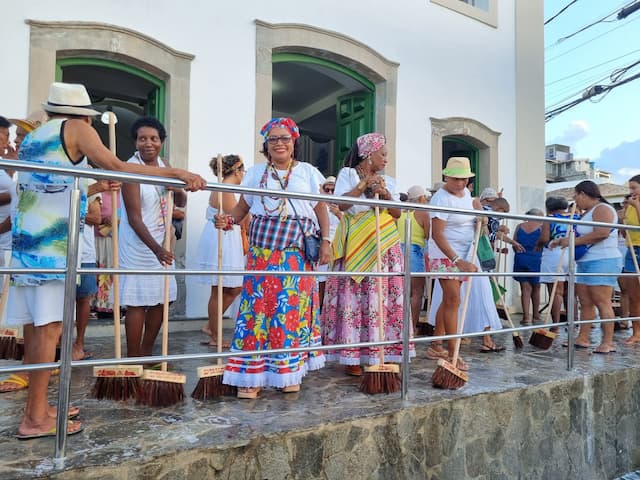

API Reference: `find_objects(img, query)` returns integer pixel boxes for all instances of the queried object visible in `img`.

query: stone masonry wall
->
[53,367,640,480]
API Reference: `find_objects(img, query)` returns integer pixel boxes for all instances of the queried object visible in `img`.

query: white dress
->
[118,154,176,306]
[428,257,503,333]
[194,204,244,288]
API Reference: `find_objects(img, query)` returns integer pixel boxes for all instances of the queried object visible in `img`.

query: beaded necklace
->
[260,159,294,220]
[355,164,376,199]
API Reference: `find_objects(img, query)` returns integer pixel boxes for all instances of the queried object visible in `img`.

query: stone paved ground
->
[0,317,639,479]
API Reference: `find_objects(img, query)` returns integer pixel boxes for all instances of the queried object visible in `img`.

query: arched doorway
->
[56,57,166,161]
[272,53,374,175]
[443,136,480,196]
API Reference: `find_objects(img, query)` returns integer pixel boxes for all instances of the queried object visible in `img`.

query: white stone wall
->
[2,1,542,318]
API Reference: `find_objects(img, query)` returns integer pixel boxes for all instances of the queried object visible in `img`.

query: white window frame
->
[430,0,498,28]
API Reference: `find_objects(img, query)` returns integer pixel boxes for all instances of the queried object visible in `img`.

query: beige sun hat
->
[9,110,49,133]
[42,82,100,117]
[322,175,336,187]
[442,157,475,179]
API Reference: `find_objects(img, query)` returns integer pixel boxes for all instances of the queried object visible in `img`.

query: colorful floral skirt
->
[223,246,325,388]
[321,243,414,365]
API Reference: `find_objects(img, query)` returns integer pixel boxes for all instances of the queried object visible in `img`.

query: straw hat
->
[442,157,475,179]
[41,82,100,117]
[9,110,49,133]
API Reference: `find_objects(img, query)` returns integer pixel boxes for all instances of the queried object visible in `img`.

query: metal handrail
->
[0,158,636,464]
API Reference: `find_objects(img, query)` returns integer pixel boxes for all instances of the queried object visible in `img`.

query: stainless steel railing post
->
[401,212,412,400]
[55,178,82,463]
[566,227,576,371]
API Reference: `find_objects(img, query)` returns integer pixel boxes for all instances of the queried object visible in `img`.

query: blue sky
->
[544,0,640,184]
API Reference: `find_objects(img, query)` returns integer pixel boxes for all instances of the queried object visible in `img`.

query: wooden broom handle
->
[451,220,482,365]
[543,203,577,325]
[0,274,10,321]
[107,113,122,359]
[216,154,224,363]
[374,195,385,365]
[161,191,174,372]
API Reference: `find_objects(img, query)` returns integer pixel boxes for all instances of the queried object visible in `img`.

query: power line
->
[545,14,640,63]
[545,48,640,87]
[546,0,638,48]
[545,70,640,121]
[545,0,579,25]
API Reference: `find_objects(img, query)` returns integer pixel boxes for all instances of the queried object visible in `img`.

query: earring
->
[367,158,373,165]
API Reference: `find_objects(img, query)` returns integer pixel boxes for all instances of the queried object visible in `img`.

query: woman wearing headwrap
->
[215,117,329,398]
[321,133,414,376]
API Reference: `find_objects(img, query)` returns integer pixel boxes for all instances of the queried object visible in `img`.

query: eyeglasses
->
[267,135,292,145]
[323,187,334,193]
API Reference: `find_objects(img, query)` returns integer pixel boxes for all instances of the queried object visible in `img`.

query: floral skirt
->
[223,246,325,388]
[321,243,414,365]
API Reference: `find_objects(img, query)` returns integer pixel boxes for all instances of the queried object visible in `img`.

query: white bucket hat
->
[42,82,100,117]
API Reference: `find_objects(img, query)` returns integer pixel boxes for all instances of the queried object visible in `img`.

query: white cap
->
[480,187,498,201]
[407,185,427,201]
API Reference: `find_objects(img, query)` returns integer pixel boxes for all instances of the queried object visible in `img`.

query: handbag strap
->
[269,163,310,237]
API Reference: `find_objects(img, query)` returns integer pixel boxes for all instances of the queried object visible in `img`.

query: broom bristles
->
[0,328,19,360]
[513,333,524,350]
[91,365,143,401]
[359,364,401,394]
[191,365,236,400]
[138,369,186,407]
[431,358,468,390]
[529,329,557,350]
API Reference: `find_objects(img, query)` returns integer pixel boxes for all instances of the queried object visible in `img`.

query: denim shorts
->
[623,246,640,273]
[76,262,98,297]
[401,243,426,273]
[576,257,622,287]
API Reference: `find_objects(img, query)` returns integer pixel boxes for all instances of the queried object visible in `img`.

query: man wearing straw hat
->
[6,82,206,439]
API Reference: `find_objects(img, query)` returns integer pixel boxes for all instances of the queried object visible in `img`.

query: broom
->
[192,154,236,400]
[529,204,576,349]
[360,194,401,394]
[489,276,523,349]
[92,111,143,400]
[139,191,186,407]
[432,220,481,390]
[494,219,509,320]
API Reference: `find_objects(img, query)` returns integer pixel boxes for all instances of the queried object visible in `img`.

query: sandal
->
[0,374,29,393]
[15,420,83,440]
[237,387,261,399]
[449,357,469,371]
[282,384,300,393]
[426,347,449,360]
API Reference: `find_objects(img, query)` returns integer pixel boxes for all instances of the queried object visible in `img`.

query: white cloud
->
[618,167,640,177]
[551,120,590,146]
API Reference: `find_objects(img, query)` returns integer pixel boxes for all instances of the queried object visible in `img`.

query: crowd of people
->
[0,81,638,438]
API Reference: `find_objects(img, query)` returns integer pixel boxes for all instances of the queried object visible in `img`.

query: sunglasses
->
[323,187,334,193]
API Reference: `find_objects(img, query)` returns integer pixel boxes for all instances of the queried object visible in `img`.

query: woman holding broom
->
[119,117,186,358]
[194,154,246,348]
[215,117,329,399]
[427,157,479,370]
[550,180,621,354]
[321,133,414,376]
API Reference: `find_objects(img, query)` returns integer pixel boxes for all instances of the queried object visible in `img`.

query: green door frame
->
[443,137,480,196]
[55,57,166,122]
[272,53,375,172]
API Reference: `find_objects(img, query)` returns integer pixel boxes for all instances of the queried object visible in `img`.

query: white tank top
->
[575,203,620,262]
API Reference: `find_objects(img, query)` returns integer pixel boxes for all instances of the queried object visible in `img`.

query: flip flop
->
[426,347,449,360]
[15,420,83,440]
[562,342,590,349]
[199,341,231,348]
[49,404,81,419]
[0,374,29,393]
